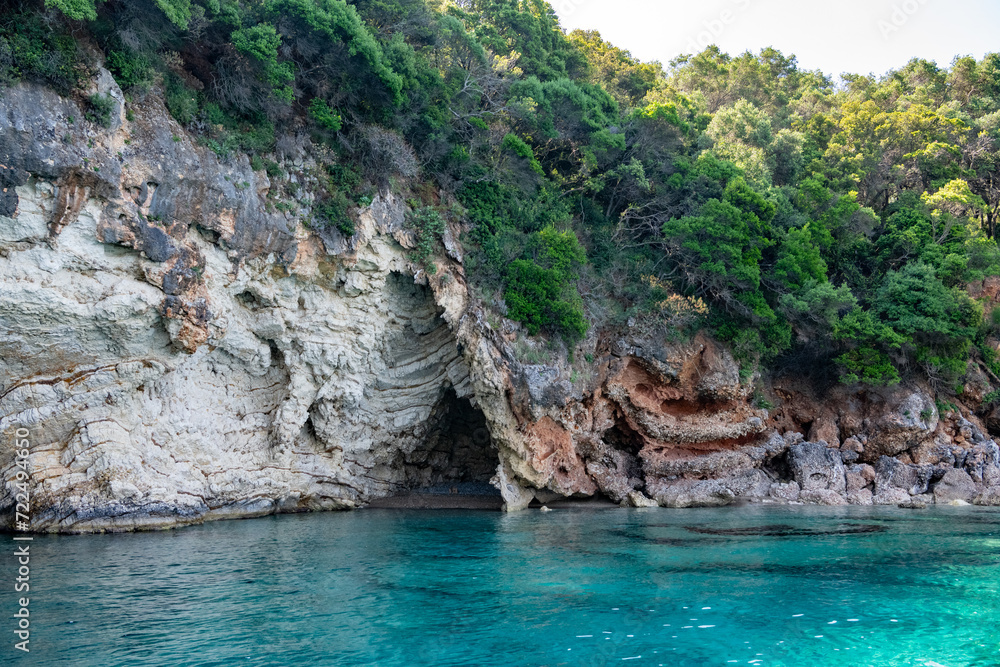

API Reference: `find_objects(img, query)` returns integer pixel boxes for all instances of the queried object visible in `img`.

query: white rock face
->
[7,79,998,531]
[0,177,506,531]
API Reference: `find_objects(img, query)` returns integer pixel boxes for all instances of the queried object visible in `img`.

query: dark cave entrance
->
[603,412,646,458]
[407,387,497,488]
[367,271,501,508]
[373,388,502,508]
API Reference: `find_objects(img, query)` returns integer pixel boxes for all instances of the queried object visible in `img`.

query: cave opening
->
[365,271,502,508]
[603,412,646,458]
[372,388,502,509]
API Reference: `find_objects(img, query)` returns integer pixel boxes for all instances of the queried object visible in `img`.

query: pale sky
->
[554,0,1000,78]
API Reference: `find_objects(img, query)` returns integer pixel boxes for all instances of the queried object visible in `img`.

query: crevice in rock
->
[194,223,221,244]
[649,433,762,459]
[302,412,318,442]
[266,340,283,369]
[762,448,793,483]
[603,414,645,457]
[657,397,737,418]
[236,290,264,311]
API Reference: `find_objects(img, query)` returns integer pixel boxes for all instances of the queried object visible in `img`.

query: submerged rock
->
[649,478,736,508]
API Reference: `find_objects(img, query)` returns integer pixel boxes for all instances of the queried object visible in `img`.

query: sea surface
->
[9,505,1000,666]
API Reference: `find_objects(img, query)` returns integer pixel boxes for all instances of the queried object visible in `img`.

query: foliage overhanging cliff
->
[5,0,1000,398]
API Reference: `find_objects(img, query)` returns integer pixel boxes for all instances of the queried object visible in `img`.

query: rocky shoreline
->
[2,76,999,533]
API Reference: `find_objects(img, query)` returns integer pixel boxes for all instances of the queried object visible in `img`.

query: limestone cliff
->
[2,76,999,532]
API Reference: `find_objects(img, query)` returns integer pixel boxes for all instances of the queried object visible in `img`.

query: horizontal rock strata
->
[2,77,1000,532]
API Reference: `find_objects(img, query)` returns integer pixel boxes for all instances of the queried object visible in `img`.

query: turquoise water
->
[9,505,1000,666]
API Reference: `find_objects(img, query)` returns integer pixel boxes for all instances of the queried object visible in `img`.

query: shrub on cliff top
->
[0,10,83,94]
[503,227,589,344]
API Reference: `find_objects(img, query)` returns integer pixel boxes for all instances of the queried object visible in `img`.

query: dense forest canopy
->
[4,0,1000,397]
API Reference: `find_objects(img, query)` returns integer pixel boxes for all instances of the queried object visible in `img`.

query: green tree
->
[567,29,661,108]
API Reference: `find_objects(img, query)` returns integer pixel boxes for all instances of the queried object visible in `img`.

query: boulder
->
[963,440,1000,485]
[623,491,659,508]
[847,488,874,505]
[972,487,1000,506]
[841,436,864,456]
[872,487,910,505]
[783,431,805,447]
[873,456,936,496]
[787,442,846,493]
[800,489,848,505]
[762,430,792,456]
[769,481,800,502]
[494,463,536,511]
[861,388,937,462]
[933,468,977,504]
[845,463,875,493]
[807,417,841,448]
[840,448,859,464]
[650,478,736,508]
[586,448,642,504]
[724,469,773,498]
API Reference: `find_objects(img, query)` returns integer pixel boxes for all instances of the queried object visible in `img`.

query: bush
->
[503,227,589,343]
[309,98,342,132]
[504,259,588,343]
[106,49,152,90]
[357,125,418,181]
[86,93,115,127]
[230,22,293,99]
[314,191,355,236]
[46,0,98,21]
[831,307,906,386]
[643,275,709,329]
[327,162,361,192]
[0,11,82,94]
[501,133,543,175]
[407,206,446,272]
[837,347,901,386]
[164,73,198,125]
[871,262,982,384]
[264,160,284,178]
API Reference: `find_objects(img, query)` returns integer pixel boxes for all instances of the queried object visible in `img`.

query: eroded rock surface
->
[0,78,508,531]
[3,77,1000,532]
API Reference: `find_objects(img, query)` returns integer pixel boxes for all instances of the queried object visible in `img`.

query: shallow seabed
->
[14,505,1000,666]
